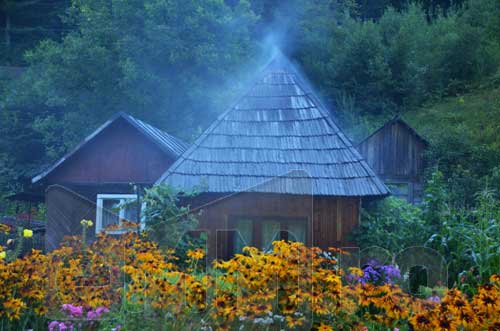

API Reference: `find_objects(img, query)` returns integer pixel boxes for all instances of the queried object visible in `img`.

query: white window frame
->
[96,194,141,234]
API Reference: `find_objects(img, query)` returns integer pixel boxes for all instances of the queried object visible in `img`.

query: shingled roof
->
[157,54,389,196]
[32,112,188,183]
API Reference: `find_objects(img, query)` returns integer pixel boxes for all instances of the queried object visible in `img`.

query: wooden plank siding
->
[38,114,187,250]
[357,120,425,181]
[357,119,426,204]
[44,119,174,184]
[190,193,359,259]
[45,185,97,250]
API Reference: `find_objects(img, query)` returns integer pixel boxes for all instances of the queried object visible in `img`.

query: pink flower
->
[95,306,110,316]
[87,306,110,320]
[61,304,83,317]
[48,321,73,331]
[87,310,98,320]
[48,321,59,331]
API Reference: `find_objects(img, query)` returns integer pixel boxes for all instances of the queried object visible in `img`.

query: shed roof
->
[359,116,429,147]
[157,54,389,196]
[32,112,188,183]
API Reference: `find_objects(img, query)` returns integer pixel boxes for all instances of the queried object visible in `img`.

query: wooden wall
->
[358,121,425,181]
[190,193,360,259]
[46,188,360,255]
[45,183,140,250]
[45,119,173,185]
[357,120,426,203]
[45,185,97,250]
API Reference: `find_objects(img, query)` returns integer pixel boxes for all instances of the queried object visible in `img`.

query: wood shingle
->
[157,54,389,196]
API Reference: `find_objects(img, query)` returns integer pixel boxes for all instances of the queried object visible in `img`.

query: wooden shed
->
[157,54,389,259]
[357,117,428,204]
[32,112,188,250]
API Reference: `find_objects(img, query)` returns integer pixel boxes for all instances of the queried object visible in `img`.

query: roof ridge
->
[32,112,187,183]
[157,54,389,196]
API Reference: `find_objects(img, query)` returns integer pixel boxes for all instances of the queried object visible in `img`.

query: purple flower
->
[61,304,83,317]
[95,306,110,316]
[48,321,59,331]
[87,306,110,320]
[48,321,73,331]
[87,310,98,320]
[359,260,401,285]
[428,295,441,303]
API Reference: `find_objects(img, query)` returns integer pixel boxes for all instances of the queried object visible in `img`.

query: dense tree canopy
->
[0,0,499,212]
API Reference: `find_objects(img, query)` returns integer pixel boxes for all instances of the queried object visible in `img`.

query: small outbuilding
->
[357,117,428,204]
[32,112,188,250]
[157,54,389,259]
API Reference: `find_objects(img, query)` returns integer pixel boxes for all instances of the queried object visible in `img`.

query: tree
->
[0,0,258,196]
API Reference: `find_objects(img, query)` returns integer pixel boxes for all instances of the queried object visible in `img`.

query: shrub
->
[141,184,203,258]
[352,196,428,253]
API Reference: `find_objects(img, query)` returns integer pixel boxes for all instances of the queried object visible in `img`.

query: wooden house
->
[156,55,389,259]
[357,117,428,204]
[32,112,188,250]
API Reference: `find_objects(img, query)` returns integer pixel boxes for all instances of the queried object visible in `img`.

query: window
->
[96,194,139,234]
[232,218,253,254]
[230,217,308,255]
[387,182,410,202]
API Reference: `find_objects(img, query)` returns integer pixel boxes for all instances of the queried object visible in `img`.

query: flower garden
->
[0,222,499,331]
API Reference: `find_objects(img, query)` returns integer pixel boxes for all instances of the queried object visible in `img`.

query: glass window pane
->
[121,200,138,222]
[286,219,307,244]
[262,220,280,251]
[102,199,120,228]
[233,219,253,254]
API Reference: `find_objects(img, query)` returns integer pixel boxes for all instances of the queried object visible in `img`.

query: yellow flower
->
[23,229,33,238]
[186,248,205,260]
[0,223,10,233]
[490,274,500,284]
[3,298,26,320]
[0,251,6,259]
[80,219,93,227]
[349,267,364,277]
[317,323,333,331]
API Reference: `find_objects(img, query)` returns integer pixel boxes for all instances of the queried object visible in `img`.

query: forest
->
[0,0,498,201]
[0,0,499,330]
[0,0,498,245]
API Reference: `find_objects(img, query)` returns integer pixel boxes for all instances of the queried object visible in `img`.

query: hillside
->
[402,83,500,204]
[407,85,500,153]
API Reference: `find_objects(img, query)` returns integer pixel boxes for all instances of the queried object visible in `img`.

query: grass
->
[405,85,500,152]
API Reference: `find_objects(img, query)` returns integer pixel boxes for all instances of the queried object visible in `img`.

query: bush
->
[352,196,428,253]
[143,184,206,264]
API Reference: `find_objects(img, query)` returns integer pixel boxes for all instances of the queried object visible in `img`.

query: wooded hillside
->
[0,0,499,213]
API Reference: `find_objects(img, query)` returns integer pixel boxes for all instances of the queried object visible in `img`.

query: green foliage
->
[354,169,500,290]
[352,197,427,254]
[141,184,200,249]
[407,86,500,206]
[0,0,259,200]
[295,0,500,140]
[427,187,500,292]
